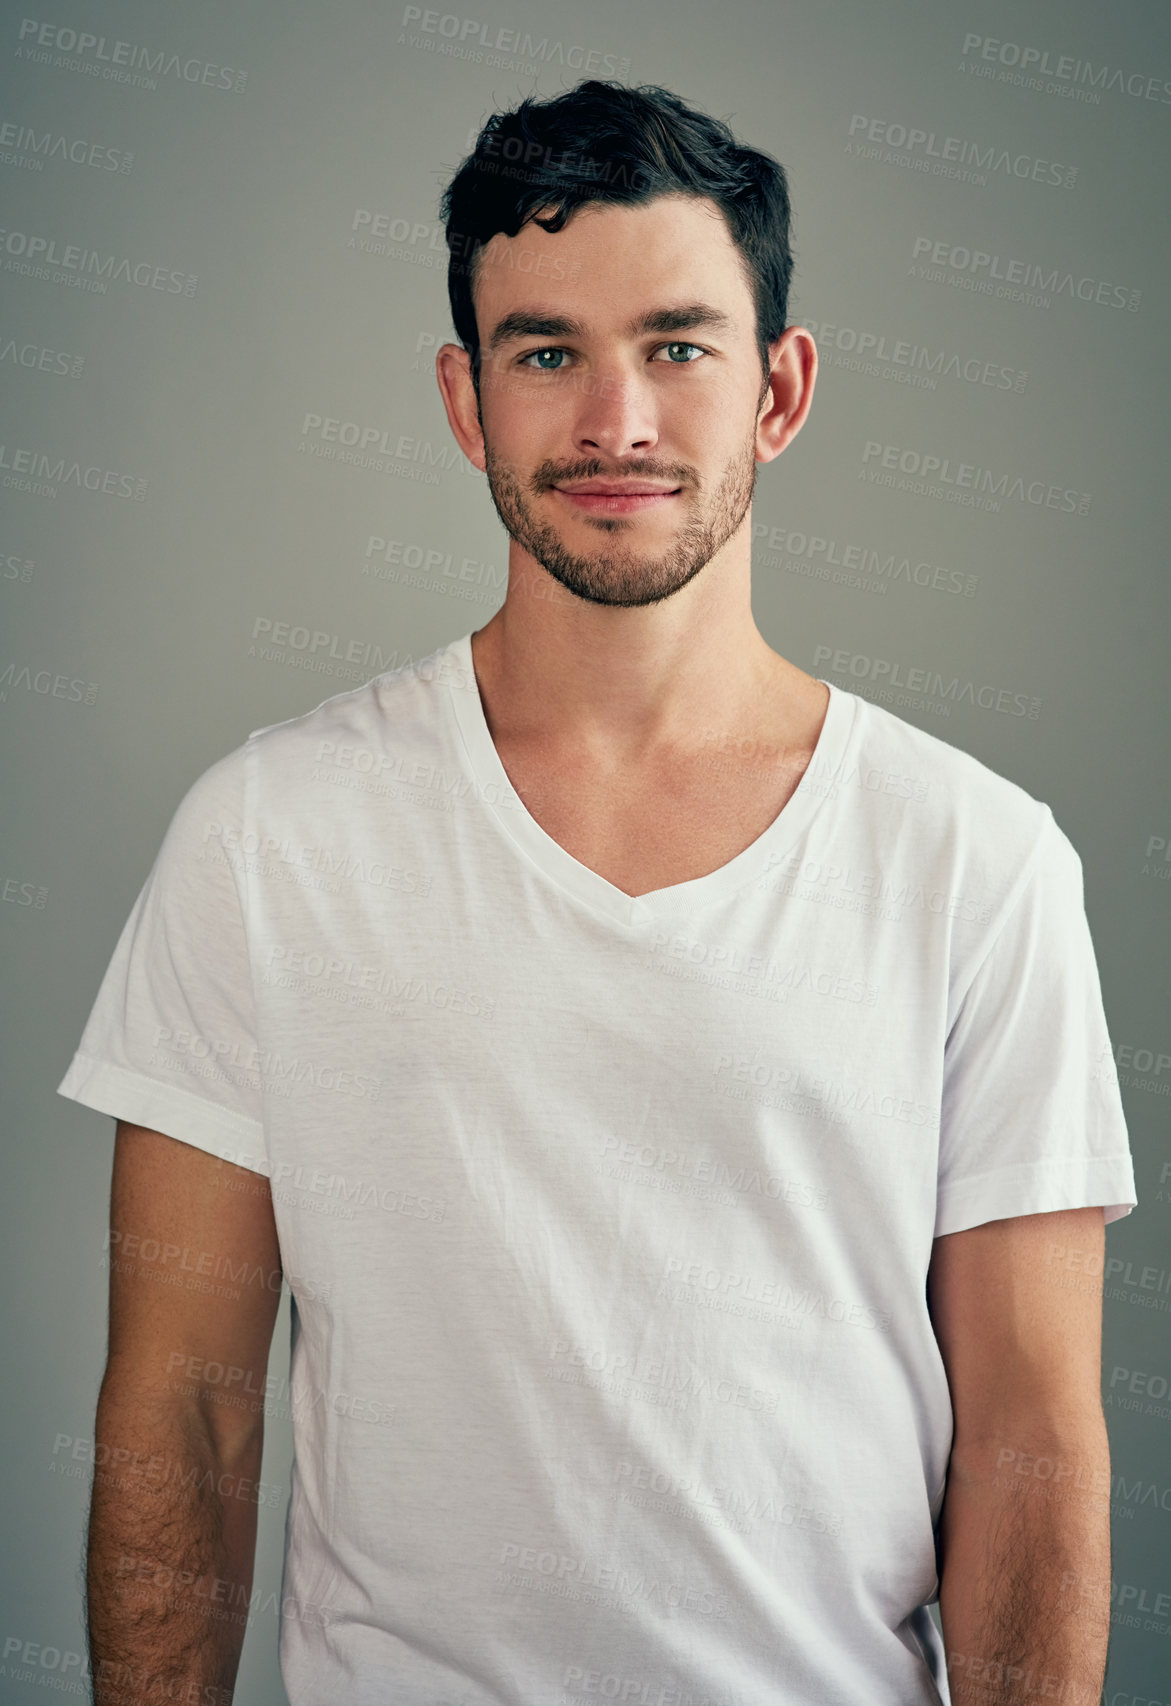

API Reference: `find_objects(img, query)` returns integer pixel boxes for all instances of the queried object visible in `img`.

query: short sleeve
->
[56,743,271,1175]
[936,808,1137,1237]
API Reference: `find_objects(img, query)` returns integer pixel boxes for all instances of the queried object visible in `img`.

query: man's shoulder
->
[246,634,468,761]
[829,686,1062,882]
[171,635,471,830]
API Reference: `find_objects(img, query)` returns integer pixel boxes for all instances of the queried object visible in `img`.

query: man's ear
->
[755,326,818,465]
[436,343,486,472]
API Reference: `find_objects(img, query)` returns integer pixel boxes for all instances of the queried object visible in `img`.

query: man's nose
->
[571,367,660,458]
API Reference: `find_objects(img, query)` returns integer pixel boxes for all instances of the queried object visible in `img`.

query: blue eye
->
[654,342,705,363]
[519,342,707,369]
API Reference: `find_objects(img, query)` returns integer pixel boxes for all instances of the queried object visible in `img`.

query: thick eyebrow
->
[486,302,735,350]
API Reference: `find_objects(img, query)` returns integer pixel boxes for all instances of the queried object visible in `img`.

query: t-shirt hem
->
[57,1052,269,1173]
[934,1153,1137,1237]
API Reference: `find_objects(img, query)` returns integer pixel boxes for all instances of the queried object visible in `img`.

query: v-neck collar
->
[442,629,856,929]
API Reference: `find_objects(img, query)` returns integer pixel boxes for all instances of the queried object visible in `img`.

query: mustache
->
[528,457,698,491]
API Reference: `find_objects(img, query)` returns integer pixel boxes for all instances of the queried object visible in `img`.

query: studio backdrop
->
[1,0,1168,1701]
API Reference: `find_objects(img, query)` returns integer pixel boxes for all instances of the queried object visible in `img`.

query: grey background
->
[1,0,1168,1699]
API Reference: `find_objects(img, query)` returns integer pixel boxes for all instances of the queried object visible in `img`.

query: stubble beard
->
[482,433,759,610]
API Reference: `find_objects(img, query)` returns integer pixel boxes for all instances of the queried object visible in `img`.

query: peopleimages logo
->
[802,317,1027,394]
[959,33,1171,106]
[0,439,146,500]
[398,6,630,75]
[0,120,134,174]
[812,646,1041,720]
[910,236,1140,312]
[0,337,83,379]
[297,412,480,481]
[0,225,196,295]
[0,662,99,705]
[753,521,977,601]
[14,18,248,92]
[861,441,1090,516]
[846,114,1077,190]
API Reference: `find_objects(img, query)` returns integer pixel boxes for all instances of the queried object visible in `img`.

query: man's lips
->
[552,482,683,513]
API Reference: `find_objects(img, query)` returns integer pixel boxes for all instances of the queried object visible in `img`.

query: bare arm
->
[928,1206,1111,1706]
[88,1121,282,1706]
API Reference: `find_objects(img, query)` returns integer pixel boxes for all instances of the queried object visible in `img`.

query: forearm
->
[938,1420,1112,1706]
[86,1379,263,1706]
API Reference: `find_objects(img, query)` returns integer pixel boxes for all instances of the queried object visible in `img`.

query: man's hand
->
[928,1205,1111,1706]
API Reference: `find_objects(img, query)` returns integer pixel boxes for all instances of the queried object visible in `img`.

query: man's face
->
[470,194,771,609]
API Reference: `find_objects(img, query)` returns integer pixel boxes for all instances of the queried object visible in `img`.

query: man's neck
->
[468,549,820,771]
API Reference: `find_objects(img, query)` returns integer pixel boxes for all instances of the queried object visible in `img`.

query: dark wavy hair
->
[439,80,796,398]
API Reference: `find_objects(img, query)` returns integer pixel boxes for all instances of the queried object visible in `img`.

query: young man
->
[59,80,1136,1706]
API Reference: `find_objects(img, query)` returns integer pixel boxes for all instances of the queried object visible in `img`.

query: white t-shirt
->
[58,629,1137,1706]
